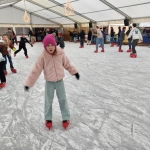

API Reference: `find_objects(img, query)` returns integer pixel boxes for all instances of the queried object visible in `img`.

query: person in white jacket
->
[128,23,143,58]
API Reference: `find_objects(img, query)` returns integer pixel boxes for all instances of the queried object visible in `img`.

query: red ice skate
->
[26,55,28,58]
[79,46,83,48]
[94,50,98,53]
[130,53,137,58]
[0,82,6,88]
[101,49,104,52]
[62,120,69,129]
[118,49,123,52]
[45,120,52,130]
[110,44,114,47]
[14,53,16,57]
[127,49,132,52]
[10,68,17,73]
[4,70,7,75]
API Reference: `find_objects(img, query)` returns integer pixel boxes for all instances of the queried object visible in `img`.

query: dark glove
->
[31,44,33,47]
[24,86,29,91]
[74,73,80,80]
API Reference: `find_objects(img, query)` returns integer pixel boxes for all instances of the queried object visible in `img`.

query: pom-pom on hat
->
[43,34,57,49]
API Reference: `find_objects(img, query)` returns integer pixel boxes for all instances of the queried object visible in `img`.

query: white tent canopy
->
[0,0,150,26]
[139,22,150,27]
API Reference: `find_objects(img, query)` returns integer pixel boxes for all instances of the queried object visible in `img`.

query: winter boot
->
[118,49,123,52]
[94,50,98,53]
[127,49,132,52]
[4,70,7,75]
[26,55,28,58]
[10,68,17,73]
[62,120,69,129]
[101,49,104,52]
[0,82,6,88]
[45,120,52,130]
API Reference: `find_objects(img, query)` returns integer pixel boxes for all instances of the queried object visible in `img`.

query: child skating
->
[14,34,33,58]
[0,35,17,75]
[24,34,80,130]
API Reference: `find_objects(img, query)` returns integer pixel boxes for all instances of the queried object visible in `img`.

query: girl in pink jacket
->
[24,34,80,130]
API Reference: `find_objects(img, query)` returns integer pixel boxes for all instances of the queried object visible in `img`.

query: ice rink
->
[0,42,150,150]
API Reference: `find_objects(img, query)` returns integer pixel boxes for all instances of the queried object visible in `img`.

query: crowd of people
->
[0,24,143,130]
[70,23,142,58]
[109,23,143,57]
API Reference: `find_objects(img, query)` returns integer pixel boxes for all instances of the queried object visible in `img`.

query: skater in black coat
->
[14,34,33,58]
[87,30,92,45]
[126,26,132,52]
[0,51,6,88]
[79,30,85,48]
[57,33,65,49]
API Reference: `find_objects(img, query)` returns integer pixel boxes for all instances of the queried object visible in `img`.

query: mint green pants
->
[44,79,70,121]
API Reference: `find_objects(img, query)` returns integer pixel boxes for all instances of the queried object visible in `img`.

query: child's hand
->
[74,73,80,80]
[24,86,29,91]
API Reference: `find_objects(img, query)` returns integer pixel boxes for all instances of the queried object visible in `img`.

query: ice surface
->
[0,42,150,150]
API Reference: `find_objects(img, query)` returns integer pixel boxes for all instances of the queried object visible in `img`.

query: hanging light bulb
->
[63,0,74,16]
[22,10,30,22]
[22,0,30,22]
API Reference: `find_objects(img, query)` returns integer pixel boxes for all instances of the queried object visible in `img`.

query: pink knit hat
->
[43,34,57,49]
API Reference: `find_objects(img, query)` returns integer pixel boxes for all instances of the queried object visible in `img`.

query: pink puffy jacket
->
[24,48,78,87]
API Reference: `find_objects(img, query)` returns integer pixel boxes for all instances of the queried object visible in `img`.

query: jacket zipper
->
[52,56,58,81]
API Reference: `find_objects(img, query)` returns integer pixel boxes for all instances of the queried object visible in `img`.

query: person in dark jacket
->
[68,31,73,42]
[119,27,126,52]
[117,26,121,46]
[6,28,13,41]
[28,29,33,42]
[79,30,85,48]
[12,30,18,45]
[126,26,132,52]
[57,33,65,49]
[110,27,115,46]
[0,51,6,88]
[87,29,92,45]
[14,34,33,58]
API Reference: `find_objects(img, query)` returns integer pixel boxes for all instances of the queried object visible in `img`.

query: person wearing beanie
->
[24,34,80,130]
